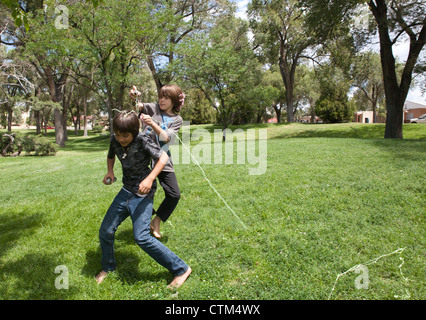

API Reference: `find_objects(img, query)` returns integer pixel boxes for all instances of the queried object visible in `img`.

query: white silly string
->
[172,132,248,230]
[328,247,407,300]
[139,111,247,229]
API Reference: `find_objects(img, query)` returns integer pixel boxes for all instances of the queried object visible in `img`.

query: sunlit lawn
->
[0,123,425,299]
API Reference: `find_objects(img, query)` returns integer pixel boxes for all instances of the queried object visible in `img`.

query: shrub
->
[315,97,355,123]
[33,137,57,156]
[0,133,57,157]
[92,125,103,133]
[21,135,36,152]
[1,133,22,156]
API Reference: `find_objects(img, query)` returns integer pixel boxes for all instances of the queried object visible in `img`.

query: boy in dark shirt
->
[96,111,191,288]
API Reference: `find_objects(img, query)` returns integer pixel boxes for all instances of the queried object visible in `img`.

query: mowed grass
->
[0,123,425,300]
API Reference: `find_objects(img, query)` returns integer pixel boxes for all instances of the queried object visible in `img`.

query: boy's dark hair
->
[113,111,139,137]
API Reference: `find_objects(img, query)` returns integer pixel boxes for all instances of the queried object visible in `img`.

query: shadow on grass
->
[115,228,169,245]
[82,231,172,285]
[268,123,426,140]
[0,212,44,259]
[0,252,79,299]
[269,123,387,139]
[0,211,83,298]
[368,138,426,162]
[62,134,111,153]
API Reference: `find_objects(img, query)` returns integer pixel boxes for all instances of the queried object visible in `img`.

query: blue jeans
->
[99,188,189,276]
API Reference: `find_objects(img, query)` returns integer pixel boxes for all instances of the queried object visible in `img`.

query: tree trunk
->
[279,56,294,123]
[45,68,68,146]
[34,87,41,134]
[7,105,12,132]
[54,109,66,147]
[147,55,163,93]
[309,97,316,123]
[384,97,403,138]
[2,134,14,156]
[372,101,377,124]
[372,1,403,138]
[273,104,282,123]
[62,91,68,142]
[35,110,41,134]
[369,0,426,138]
[83,93,88,137]
[278,45,301,123]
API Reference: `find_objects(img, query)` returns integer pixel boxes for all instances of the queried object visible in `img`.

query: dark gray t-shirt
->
[141,103,183,172]
[108,132,164,198]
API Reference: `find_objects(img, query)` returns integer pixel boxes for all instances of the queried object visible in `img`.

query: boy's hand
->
[138,177,154,194]
[103,173,115,185]
[140,113,154,126]
[129,86,144,111]
[129,86,141,101]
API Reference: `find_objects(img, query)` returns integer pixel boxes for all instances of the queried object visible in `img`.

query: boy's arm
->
[141,114,170,143]
[141,113,182,144]
[103,156,115,184]
[138,152,169,194]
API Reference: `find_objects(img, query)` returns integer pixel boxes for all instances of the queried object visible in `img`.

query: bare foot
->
[150,216,162,239]
[95,271,108,284]
[167,267,192,289]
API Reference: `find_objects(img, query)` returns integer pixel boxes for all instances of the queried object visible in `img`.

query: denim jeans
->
[99,188,189,276]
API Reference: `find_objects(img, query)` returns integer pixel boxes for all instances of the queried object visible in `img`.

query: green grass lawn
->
[0,123,425,300]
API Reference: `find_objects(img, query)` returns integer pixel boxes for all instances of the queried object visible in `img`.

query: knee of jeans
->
[99,226,115,240]
[134,230,153,247]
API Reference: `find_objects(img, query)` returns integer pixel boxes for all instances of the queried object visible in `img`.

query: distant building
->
[353,100,426,123]
[299,115,322,123]
[354,111,374,123]
[404,101,426,122]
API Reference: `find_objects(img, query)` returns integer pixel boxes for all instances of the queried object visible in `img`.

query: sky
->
[231,0,425,105]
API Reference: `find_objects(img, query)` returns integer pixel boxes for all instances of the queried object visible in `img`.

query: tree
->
[176,15,259,139]
[351,51,385,122]
[248,83,280,124]
[6,0,72,146]
[315,63,355,123]
[1,0,101,30]
[28,93,61,135]
[301,0,426,138]
[0,46,35,131]
[260,67,286,123]
[145,0,233,92]
[248,0,318,123]
[68,0,162,135]
[294,64,320,122]
[180,88,215,124]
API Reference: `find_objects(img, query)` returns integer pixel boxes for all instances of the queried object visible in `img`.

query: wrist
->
[145,175,155,182]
